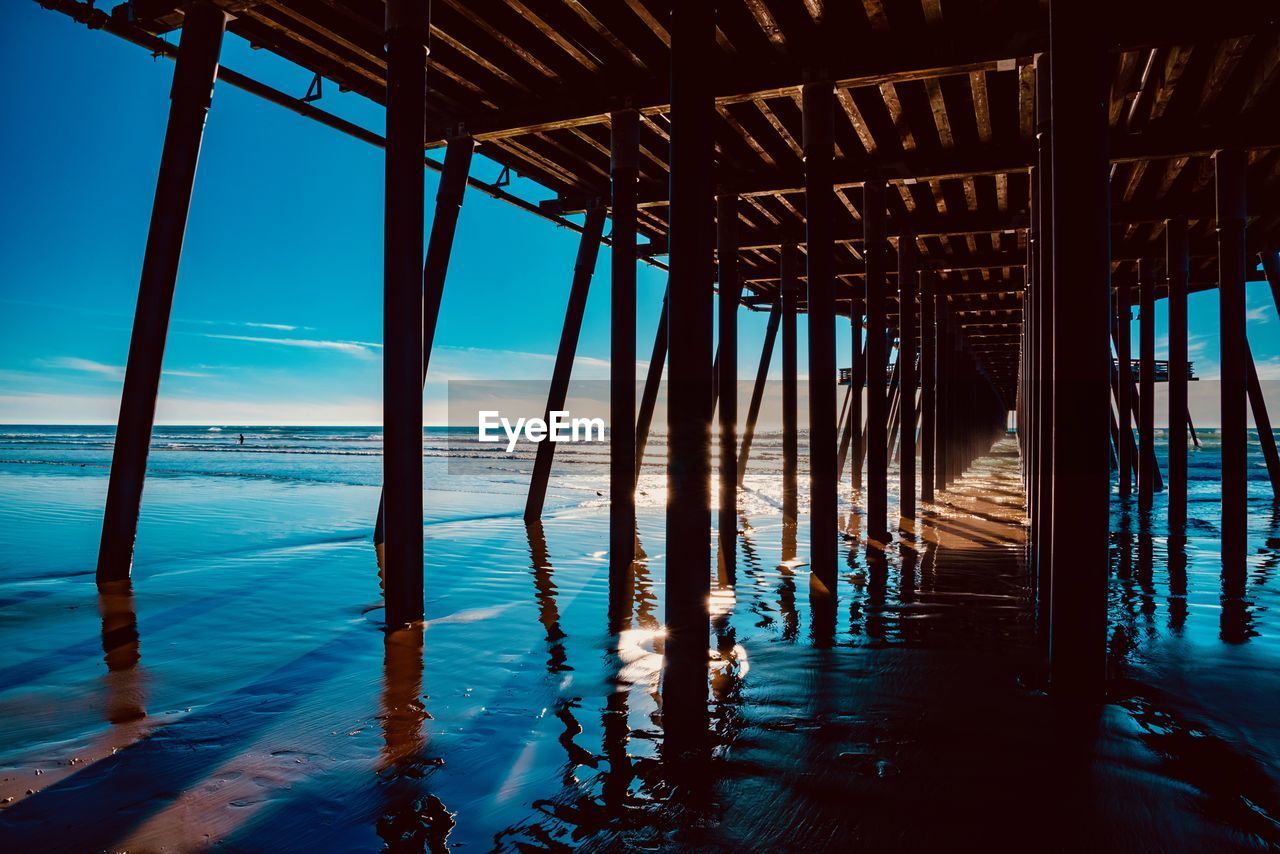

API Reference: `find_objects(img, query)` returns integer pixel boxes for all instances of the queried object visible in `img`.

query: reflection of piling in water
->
[525,521,570,674]
[377,625,454,851]
[97,581,145,725]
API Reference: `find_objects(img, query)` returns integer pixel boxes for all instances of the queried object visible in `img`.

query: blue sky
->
[1,4,1276,425]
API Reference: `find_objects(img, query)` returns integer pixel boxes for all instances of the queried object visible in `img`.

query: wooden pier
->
[41,0,1280,699]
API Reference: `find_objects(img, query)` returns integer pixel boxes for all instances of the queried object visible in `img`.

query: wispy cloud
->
[203,333,380,359]
[38,357,124,380]
[1247,305,1272,324]
[35,357,211,381]
[243,322,299,332]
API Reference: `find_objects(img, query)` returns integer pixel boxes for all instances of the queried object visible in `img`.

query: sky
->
[1,4,1277,426]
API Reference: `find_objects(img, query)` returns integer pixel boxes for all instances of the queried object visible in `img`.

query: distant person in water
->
[239,433,245,445]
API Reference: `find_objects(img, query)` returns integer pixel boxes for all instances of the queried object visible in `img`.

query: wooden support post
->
[1108,352,1140,487]
[97,5,227,584]
[864,177,889,540]
[381,0,429,626]
[374,135,475,547]
[886,344,902,461]
[1033,53,1055,639]
[611,110,640,570]
[635,290,668,479]
[1116,281,1133,498]
[850,299,865,492]
[1047,0,1112,696]
[1139,258,1157,510]
[1246,340,1280,498]
[1215,148,1248,566]
[781,246,799,526]
[1167,219,1189,531]
[738,300,781,484]
[899,240,918,522]
[920,275,935,503]
[525,207,607,523]
[836,381,854,478]
[804,80,838,583]
[935,300,949,494]
[717,192,741,571]
[665,0,715,723]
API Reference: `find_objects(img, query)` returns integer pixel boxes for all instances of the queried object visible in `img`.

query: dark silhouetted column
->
[374,135,475,547]
[664,0,715,744]
[739,300,781,483]
[1034,54,1055,638]
[1047,0,1112,696]
[1116,280,1132,499]
[717,191,741,571]
[97,5,228,584]
[849,298,865,492]
[611,110,639,571]
[381,0,430,626]
[781,246,799,526]
[864,177,888,540]
[899,239,918,521]
[1246,340,1280,498]
[1167,219,1189,532]
[803,80,838,584]
[1138,259,1157,510]
[1216,149,1248,567]
[920,275,935,503]
[526,208,607,522]
[635,290,668,479]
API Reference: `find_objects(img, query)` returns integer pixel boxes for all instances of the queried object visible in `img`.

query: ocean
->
[0,425,1277,849]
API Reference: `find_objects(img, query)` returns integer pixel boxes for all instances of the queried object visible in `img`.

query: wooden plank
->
[970,70,993,143]
[744,0,787,48]
[439,0,559,80]
[1018,62,1036,141]
[623,0,671,47]
[1148,45,1194,121]
[836,86,879,155]
[863,0,891,32]
[1198,36,1255,112]
[755,98,805,159]
[924,77,955,147]
[562,0,650,72]
[501,0,599,72]
[879,82,919,151]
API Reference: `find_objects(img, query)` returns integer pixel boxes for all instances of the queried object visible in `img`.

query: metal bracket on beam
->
[302,72,322,102]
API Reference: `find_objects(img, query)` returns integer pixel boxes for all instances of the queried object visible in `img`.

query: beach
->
[0,427,1277,850]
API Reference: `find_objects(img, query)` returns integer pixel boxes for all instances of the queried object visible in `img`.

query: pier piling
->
[374,134,474,548]
[1138,259,1157,511]
[920,275,936,504]
[664,0,715,723]
[96,4,227,585]
[899,239,918,523]
[717,191,741,573]
[1215,148,1248,567]
[611,110,639,571]
[382,0,429,626]
[781,246,799,527]
[1167,219,1189,532]
[804,80,838,584]
[1046,0,1112,696]
[864,177,888,541]
[525,207,606,523]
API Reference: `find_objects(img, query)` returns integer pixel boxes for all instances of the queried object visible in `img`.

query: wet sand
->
[0,438,1278,850]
